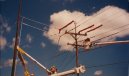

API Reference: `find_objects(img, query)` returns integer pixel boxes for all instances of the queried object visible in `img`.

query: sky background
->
[0,0,129,76]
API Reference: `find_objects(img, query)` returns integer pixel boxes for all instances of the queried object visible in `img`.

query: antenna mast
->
[11,0,22,76]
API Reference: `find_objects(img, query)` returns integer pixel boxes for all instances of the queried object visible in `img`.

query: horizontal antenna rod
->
[59,20,74,33]
[65,31,87,36]
[86,24,103,33]
[78,24,94,33]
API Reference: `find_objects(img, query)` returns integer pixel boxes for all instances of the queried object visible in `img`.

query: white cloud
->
[9,37,15,49]
[3,23,11,32]
[3,58,28,67]
[4,59,18,67]
[44,6,129,51]
[9,36,31,49]
[41,42,46,48]
[0,15,11,34]
[0,36,7,50]
[26,34,32,43]
[94,70,103,76]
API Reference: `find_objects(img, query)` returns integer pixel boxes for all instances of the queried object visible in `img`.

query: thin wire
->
[91,24,129,39]
[22,16,49,26]
[94,27,129,43]
[57,7,111,40]
[22,23,45,32]
[90,16,129,38]
[53,26,129,68]
[68,6,112,32]
[58,9,123,45]
[78,7,122,34]
[55,7,124,44]
[22,16,60,36]
[58,52,71,70]
[78,24,129,42]
[78,6,111,26]
[48,22,129,72]
[87,60,129,68]
[61,52,75,70]
[42,5,111,39]
[19,17,24,45]
[55,28,128,63]
[46,4,110,37]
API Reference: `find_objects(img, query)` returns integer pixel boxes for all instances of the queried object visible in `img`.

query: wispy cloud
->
[3,58,28,68]
[4,59,18,67]
[26,34,32,43]
[94,70,103,76]
[0,36,7,50]
[9,37,15,49]
[41,42,46,48]
[9,34,32,49]
[0,15,11,34]
[44,6,129,51]
[0,15,11,50]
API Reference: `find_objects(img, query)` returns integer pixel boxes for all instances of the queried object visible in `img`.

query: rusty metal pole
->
[74,22,79,76]
[11,0,22,76]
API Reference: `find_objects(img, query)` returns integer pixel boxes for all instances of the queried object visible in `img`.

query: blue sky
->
[0,0,129,76]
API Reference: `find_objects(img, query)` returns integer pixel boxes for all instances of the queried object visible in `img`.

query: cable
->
[89,18,129,39]
[61,53,75,70]
[58,52,72,70]
[68,6,112,32]
[93,25,129,42]
[55,6,112,41]
[22,16,60,31]
[19,17,24,45]
[54,24,129,72]
[22,16,49,26]
[65,7,122,42]
[59,10,124,46]
[87,60,129,68]
[22,23,45,32]
[47,4,110,37]
[78,23,129,43]
[78,6,111,26]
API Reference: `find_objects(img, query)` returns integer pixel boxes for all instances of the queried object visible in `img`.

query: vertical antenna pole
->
[11,0,22,76]
[74,22,79,76]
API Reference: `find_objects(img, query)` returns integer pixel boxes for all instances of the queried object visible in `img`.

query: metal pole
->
[50,65,85,76]
[74,22,79,76]
[11,0,22,76]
